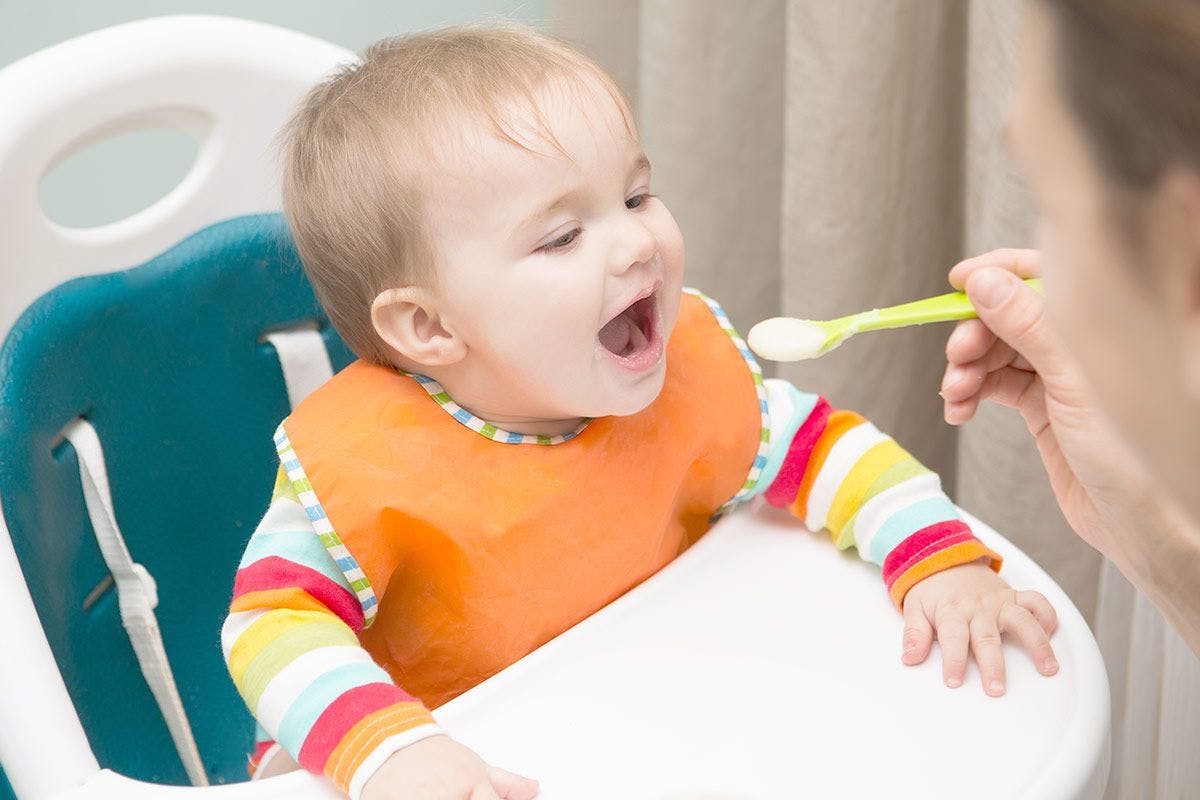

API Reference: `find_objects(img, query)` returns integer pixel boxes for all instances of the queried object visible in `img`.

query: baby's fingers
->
[935,612,970,689]
[901,602,933,665]
[486,765,540,800]
[1000,602,1059,677]
[970,616,1007,697]
[1017,590,1059,636]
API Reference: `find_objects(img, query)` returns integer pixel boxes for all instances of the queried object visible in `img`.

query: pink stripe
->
[885,532,977,591]
[764,397,831,507]
[234,556,364,632]
[882,521,973,588]
[297,683,413,773]
[250,740,275,764]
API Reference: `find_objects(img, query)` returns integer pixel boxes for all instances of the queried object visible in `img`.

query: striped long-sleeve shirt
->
[222,378,998,798]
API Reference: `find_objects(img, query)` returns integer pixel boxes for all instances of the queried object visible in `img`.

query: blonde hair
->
[281,22,633,363]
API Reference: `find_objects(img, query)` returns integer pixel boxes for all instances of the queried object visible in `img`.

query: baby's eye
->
[626,193,655,210]
[540,228,580,252]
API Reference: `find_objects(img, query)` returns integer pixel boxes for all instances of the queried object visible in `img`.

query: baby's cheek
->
[648,204,686,268]
[663,226,686,275]
[659,291,685,342]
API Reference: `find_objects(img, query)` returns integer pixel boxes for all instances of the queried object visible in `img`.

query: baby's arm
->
[222,469,537,799]
[758,380,995,599]
[756,379,1058,693]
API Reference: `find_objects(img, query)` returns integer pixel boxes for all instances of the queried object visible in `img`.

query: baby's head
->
[283,23,684,431]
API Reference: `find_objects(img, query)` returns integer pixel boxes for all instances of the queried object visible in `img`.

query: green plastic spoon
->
[747,278,1044,361]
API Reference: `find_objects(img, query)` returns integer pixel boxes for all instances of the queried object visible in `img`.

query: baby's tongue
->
[599,312,635,355]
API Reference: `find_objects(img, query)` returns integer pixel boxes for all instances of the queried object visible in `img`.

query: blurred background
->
[1,2,1192,797]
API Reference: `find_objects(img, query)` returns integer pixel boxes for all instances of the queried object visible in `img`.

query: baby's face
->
[419,79,685,422]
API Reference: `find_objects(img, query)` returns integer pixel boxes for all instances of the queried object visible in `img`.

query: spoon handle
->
[852,278,1043,332]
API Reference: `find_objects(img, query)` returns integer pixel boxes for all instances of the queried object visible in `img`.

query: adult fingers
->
[945,318,997,365]
[945,319,1035,376]
[949,248,1043,289]
[941,340,1024,403]
[944,366,1041,426]
[964,268,1065,380]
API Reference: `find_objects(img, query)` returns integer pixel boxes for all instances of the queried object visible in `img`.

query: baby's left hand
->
[901,562,1059,696]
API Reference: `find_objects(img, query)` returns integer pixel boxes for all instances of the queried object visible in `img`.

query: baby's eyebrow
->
[512,191,581,240]
[512,152,653,240]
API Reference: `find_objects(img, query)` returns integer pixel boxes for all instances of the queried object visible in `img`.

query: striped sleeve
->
[754,379,1001,608]
[222,467,442,799]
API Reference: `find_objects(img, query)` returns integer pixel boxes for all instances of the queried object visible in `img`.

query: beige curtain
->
[550,1,1197,797]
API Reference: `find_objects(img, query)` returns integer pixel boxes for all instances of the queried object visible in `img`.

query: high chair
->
[0,16,357,799]
[0,14,1112,800]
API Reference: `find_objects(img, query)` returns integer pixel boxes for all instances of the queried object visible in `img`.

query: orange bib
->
[280,292,764,708]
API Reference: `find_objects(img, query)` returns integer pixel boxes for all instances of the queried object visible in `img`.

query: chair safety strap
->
[57,327,331,786]
[63,419,209,786]
[264,326,335,409]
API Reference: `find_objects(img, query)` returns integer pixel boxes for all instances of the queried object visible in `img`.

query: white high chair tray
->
[64,504,1108,800]
[434,503,1110,800]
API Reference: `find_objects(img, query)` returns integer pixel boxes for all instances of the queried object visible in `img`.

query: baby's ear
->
[371,286,466,368]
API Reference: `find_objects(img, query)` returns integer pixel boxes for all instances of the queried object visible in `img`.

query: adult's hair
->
[1043,0,1200,190]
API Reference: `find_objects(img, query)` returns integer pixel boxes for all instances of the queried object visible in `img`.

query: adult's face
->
[1008,0,1200,501]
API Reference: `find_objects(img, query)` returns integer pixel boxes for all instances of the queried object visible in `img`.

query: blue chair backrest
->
[0,213,354,787]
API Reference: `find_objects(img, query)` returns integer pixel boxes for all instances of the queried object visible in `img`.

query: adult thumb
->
[965,267,1062,377]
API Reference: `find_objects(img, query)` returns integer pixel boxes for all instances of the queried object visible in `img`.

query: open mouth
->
[598,286,664,371]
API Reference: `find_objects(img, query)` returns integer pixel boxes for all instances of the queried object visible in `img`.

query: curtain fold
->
[549,3,1199,796]
[779,1,964,478]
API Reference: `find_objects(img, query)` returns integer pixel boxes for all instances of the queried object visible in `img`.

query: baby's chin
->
[591,363,668,418]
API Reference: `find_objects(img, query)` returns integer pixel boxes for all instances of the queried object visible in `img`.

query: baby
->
[222,23,1060,800]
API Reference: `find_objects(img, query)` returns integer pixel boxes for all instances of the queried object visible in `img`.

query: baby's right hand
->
[361,735,539,800]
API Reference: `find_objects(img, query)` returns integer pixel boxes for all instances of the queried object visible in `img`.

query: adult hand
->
[940,249,1160,569]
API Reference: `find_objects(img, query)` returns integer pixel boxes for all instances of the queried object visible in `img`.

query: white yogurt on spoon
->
[747,317,832,362]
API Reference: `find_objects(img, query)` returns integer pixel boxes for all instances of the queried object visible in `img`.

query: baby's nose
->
[612,219,657,274]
